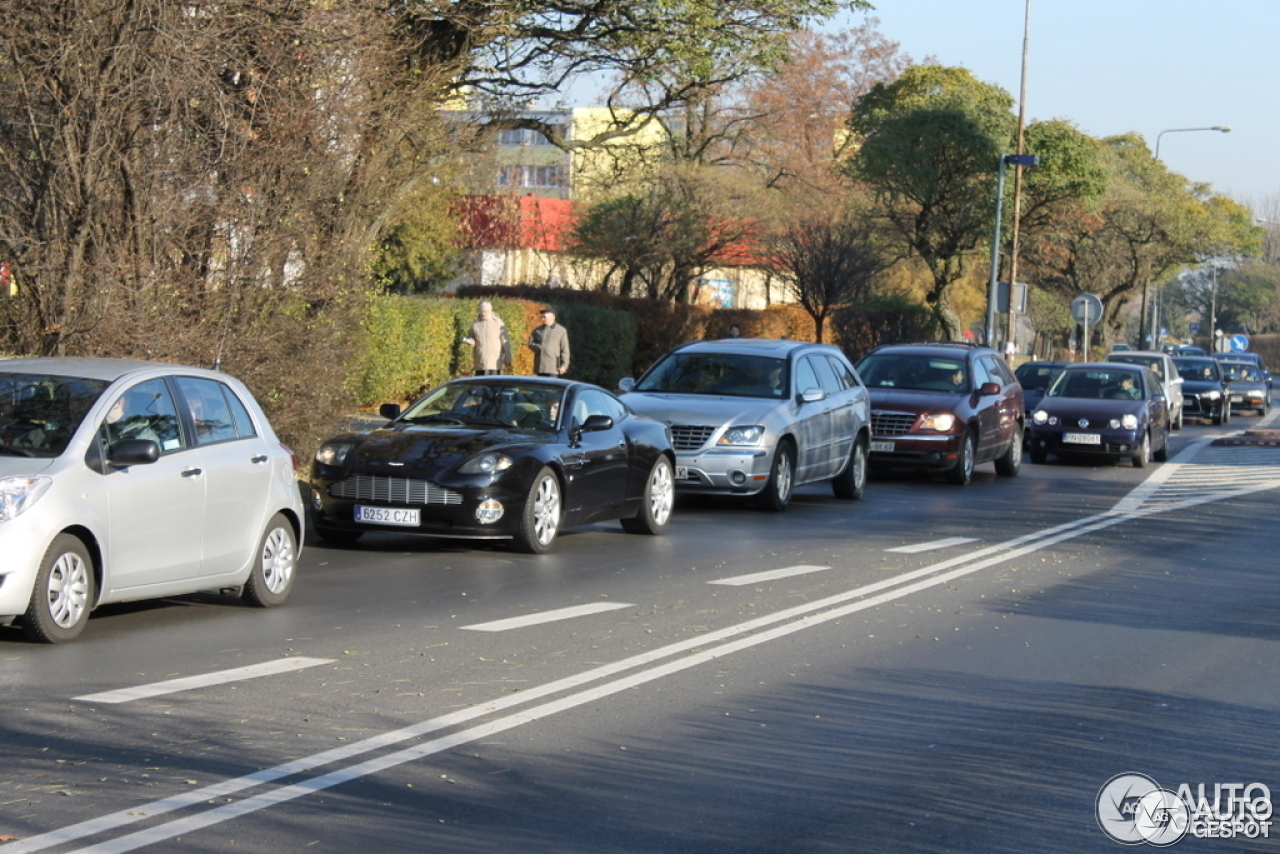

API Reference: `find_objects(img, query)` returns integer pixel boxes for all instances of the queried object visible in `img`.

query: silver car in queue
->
[618,339,872,511]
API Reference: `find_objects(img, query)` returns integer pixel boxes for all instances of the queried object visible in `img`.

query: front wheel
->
[622,457,675,535]
[243,513,298,607]
[756,442,794,511]
[23,534,95,643]
[945,431,976,485]
[1132,431,1151,468]
[994,425,1023,477]
[513,468,561,553]
[831,438,868,500]
[1172,407,1183,431]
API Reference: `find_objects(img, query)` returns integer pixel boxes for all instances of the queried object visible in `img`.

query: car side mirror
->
[799,387,825,404]
[379,402,402,420]
[618,377,636,393]
[579,414,613,433]
[108,438,160,467]
[978,381,1002,396]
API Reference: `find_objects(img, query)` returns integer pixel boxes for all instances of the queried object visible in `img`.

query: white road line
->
[72,658,334,705]
[460,602,633,632]
[885,537,979,554]
[709,564,829,586]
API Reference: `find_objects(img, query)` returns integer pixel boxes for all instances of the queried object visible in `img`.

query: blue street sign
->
[1230,334,1249,352]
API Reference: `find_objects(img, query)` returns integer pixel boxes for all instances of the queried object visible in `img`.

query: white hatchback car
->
[0,358,303,642]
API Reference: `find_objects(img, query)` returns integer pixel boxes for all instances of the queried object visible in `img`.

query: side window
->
[175,377,240,445]
[101,378,185,454]
[972,357,994,387]
[222,385,259,438]
[808,356,843,395]
[572,389,612,426]
[987,356,1017,386]
[794,358,820,395]
[825,356,857,389]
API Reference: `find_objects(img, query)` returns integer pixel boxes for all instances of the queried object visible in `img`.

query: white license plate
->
[1063,432,1101,445]
[355,505,421,526]
[870,441,895,453]
[675,466,690,480]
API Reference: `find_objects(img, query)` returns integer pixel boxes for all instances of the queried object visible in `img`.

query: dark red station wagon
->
[854,342,1024,485]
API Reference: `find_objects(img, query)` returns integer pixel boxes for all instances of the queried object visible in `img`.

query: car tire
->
[1132,431,1151,468]
[756,441,794,512]
[23,534,95,644]
[945,430,976,485]
[314,523,364,545]
[994,425,1023,477]
[513,467,561,553]
[1172,407,1183,431]
[831,437,868,500]
[621,456,675,535]
[243,513,298,608]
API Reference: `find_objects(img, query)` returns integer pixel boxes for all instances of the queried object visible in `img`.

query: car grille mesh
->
[871,411,918,436]
[328,475,463,505]
[669,425,717,451]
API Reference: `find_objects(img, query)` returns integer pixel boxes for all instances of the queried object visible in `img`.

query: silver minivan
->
[0,358,303,642]
[1106,351,1185,431]
[619,339,872,510]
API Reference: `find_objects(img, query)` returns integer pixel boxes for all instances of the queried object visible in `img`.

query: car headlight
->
[0,476,53,523]
[717,426,766,446]
[315,443,353,466]
[1205,390,1221,400]
[1032,410,1058,426]
[1121,414,1138,430]
[918,413,956,432]
[460,452,513,474]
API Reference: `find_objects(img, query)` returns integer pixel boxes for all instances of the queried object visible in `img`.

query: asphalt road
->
[4,413,1280,853]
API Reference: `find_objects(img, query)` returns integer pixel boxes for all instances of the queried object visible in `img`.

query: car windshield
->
[401,382,565,432]
[1048,369,1143,401]
[1015,363,1064,390]
[1174,359,1220,381]
[0,372,111,457]
[1110,355,1165,379]
[1219,362,1256,381]
[634,352,788,398]
[857,353,969,393]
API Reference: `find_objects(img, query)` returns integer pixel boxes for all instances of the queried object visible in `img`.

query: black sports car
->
[310,377,676,553]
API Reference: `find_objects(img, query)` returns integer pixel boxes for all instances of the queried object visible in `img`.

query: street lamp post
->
[1154,125,1231,159]
[985,153,1039,348]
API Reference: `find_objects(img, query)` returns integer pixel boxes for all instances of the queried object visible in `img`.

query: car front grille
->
[328,475,463,505]
[669,425,717,451]
[871,411,918,436]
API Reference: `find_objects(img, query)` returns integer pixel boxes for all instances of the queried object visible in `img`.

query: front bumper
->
[866,432,964,471]
[1028,428,1141,458]
[672,448,771,495]
[309,472,530,540]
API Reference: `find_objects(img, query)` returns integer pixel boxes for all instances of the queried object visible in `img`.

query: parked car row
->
[4,341,1267,643]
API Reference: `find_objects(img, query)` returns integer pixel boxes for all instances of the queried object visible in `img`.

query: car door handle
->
[182,467,203,478]
[251,454,269,464]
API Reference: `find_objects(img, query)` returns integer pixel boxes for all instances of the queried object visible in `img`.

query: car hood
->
[336,426,548,476]
[1181,379,1223,394]
[0,456,56,478]
[866,388,970,413]
[1035,397,1147,419]
[623,392,782,426]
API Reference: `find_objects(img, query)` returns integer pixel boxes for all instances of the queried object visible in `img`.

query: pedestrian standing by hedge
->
[528,307,570,376]
[462,301,512,375]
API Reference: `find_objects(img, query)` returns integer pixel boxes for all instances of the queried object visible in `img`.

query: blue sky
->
[859,0,1279,209]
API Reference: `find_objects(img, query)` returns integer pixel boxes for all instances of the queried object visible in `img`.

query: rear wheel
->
[243,513,297,607]
[756,441,794,511]
[23,534,95,644]
[513,468,561,553]
[993,425,1023,477]
[945,430,976,485]
[622,457,675,534]
[831,438,868,500]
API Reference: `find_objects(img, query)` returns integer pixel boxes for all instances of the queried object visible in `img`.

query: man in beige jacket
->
[462,301,512,375]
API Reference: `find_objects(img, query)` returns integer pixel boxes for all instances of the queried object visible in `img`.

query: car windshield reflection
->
[857,354,969,393]
[1049,369,1143,400]
[634,353,788,398]
[401,382,565,432]
[0,373,110,457]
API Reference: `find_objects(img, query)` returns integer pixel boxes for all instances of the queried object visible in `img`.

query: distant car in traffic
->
[1105,350,1184,431]
[619,339,871,510]
[1172,356,1230,424]
[1173,345,1207,357]
[855,341,1023,486]
[310,377,675,553]
[0,358,303,643]
[1014,360,1069,424]
[1028,363,1171,467]
[1217,359,1270,416]
[1213,351,1271,391]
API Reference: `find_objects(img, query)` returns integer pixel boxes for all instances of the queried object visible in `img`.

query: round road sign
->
[1071,294,1103,325]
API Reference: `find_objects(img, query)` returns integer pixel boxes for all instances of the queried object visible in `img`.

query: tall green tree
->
[846,65,1016,339]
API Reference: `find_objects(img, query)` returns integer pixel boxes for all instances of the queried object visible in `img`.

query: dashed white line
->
[709,564,829,585]
[460,602,633,632]
[73,658,334,705]
[885,537,979,554]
